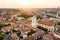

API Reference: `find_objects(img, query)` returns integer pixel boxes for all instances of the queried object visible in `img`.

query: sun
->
[20,0,32,7]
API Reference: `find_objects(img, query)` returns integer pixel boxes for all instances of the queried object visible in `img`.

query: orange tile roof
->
[20,26,35,34]
[38,19,54,26]
[54,38,60,40]
[43,34,54,40]
[32,31,45,38]
[1,26,11,31]
[22,20,32,24]
[25,36,34,40]
[54,32,60,35]
[11,33,19,40]
[25,31,45,40]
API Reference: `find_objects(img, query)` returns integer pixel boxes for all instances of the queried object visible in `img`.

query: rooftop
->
[38,19,54,26]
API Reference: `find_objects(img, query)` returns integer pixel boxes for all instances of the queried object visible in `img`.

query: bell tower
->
[31,13,37,28]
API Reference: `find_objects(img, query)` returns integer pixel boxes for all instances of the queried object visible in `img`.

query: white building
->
[37,19,55,32]
[31,15,37,28]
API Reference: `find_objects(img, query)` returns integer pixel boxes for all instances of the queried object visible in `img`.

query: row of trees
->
[18,13,43,20]
[37,15,43,19]
[37,26,48,33]
[18,13,33,18]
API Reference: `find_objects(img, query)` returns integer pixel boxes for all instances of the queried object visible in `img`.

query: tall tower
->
[31,15,37,28]
[56,14,58,18]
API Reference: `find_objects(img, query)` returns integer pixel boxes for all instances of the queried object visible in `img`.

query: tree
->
[37,26,48,33]
[18,13,33,18]
[17,32,21,37]
[5,31,10,35]
[27,29,36,36]
[57,22,60,25]
[12,28,18,33]
[0,33,5,40]
[37,15,43,20]
[0,24,6,30]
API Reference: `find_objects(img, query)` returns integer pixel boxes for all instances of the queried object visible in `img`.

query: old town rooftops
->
[38,19,54,26]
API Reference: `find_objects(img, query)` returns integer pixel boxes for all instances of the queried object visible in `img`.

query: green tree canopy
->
[0,33,5,40]
[37,15,43,19]
[18,13,33,18]
[27,29,36,36]
[57,22,60,25]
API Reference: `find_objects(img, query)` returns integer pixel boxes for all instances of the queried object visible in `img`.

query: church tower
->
[31,15,37,28]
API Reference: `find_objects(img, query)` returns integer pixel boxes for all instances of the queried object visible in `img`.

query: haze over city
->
[0,0,60,40]
[0,0,60,8]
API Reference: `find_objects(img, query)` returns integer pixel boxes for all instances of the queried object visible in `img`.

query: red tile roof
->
[20,26,35,34]
[54,32,60,35]
[11,33,19,40]
[38,19,54,26]
[1,26,11,32]
[43,34,54,40]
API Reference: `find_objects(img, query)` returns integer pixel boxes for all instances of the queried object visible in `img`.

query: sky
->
[0,0,60,8]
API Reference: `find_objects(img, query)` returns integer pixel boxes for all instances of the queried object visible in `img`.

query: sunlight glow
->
[20,0,33,8]
[0,0,60,8]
